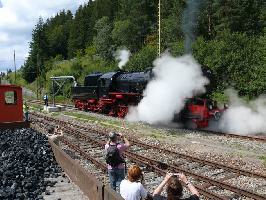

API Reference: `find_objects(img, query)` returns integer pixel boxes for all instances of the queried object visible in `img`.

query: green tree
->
[111,20,140,51]
[68,3,95,58]
[22,17,49,83]
[45,10,72,59]
[212,0,264,36]
[93,17,114,60]
[127,44,157,71]
[193,31,266,98]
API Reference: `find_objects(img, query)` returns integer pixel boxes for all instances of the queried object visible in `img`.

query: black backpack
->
[105,143,125,167]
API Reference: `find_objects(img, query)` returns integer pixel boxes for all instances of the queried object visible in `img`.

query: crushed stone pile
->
[0,128,62,199]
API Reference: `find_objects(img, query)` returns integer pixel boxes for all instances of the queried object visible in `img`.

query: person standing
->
[23,102,29,121]
[120,165,149,200]
[43,93,48,106]
[153,173,199,200]
[105,131,130,191]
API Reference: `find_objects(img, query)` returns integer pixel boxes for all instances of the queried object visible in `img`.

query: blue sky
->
[0,0,89,73]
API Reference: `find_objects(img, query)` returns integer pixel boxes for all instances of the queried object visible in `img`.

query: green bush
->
[126,45,157,71]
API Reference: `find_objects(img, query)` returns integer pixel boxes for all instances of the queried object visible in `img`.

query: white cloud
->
[0,0,89,72]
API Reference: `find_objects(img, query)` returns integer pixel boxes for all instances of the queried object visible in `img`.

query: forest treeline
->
[20,0,265,100]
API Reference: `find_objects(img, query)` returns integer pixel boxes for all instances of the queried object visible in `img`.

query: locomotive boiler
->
[71,70,223,128]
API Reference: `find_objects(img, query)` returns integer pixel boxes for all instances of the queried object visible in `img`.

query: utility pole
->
[158,0,161,57]
[36,53,39,100]
[14,50,16,84]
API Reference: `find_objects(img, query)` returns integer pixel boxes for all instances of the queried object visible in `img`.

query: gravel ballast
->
[0,128,62,200]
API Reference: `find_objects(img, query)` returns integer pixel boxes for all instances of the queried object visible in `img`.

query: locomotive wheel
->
[185,120,198,129]
[117,105,128,118]
[214,111,221,121]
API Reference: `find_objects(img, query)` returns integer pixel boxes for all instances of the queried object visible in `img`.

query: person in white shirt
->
[120,165,148,200]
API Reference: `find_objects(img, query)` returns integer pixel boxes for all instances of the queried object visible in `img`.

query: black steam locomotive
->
[71,70,223,128]
[72,70,152,117]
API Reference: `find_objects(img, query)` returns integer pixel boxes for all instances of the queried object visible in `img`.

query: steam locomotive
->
[71,70,223,128]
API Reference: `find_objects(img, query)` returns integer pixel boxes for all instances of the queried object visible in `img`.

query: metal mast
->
[14,50,16,83]
[158,0,161,57]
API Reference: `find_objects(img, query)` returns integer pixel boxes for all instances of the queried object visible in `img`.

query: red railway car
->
[0,84,29,129]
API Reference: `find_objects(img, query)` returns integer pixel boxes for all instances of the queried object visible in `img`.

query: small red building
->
[0,85,29,129]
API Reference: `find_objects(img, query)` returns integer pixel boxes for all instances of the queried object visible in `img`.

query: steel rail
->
[131,140,266,180]
[29,104,266,142]
[59,133,228,200]
[31,113,266,199]
[124,151,266,200]
[31,113,266,180]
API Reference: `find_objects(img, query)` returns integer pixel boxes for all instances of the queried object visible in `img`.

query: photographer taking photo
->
[153,173,199,200]
[105,131,130,191]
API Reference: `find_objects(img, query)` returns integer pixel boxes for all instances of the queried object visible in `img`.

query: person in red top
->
[105,131,130,191]
[153,173,199,200]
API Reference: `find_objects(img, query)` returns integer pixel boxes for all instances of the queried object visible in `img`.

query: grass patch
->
[259,155,266,166]
[29,104,43,111]
[146,131,165,139]
[64,112,100,122]
[51,112,60,117]
[63,112,123,129]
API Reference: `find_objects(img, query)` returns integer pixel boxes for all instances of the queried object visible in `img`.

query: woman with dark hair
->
[153,173,199,200]
[120,165,148,200]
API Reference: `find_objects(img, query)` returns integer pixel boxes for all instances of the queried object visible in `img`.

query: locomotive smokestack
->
[219,89,266,135]
[126,53,209,124]
[115,48,131,70]
[182,0,202,53]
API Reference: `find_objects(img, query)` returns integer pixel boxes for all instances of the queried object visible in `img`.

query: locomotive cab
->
[98,72,120,98]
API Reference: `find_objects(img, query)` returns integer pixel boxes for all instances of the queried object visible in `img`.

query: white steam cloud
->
[126,54,209,124]
[219,89,266,135]
[115,49,131,69]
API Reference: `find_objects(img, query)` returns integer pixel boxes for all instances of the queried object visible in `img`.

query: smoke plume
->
[219,89,266,135]
[182,0,202,53]
[219,89,266,134]
[126,53,209,124]
[115,48,131,69]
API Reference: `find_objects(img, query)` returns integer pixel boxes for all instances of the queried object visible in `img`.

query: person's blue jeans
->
[24,112,29,121]
[108,168,125,191]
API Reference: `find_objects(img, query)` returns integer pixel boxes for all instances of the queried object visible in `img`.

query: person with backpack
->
[105,131,130,191]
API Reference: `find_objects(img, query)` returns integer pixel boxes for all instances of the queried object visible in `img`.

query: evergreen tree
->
[93,17,114,60]
[22,17,48,83]
[68,2,95,58]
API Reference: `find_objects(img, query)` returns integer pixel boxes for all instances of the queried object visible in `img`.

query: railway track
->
[27,99,266,142]
[31,112,266,200]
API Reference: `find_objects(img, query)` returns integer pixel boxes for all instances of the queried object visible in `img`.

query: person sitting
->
[153,173,199,200]
[120,165,148,200]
